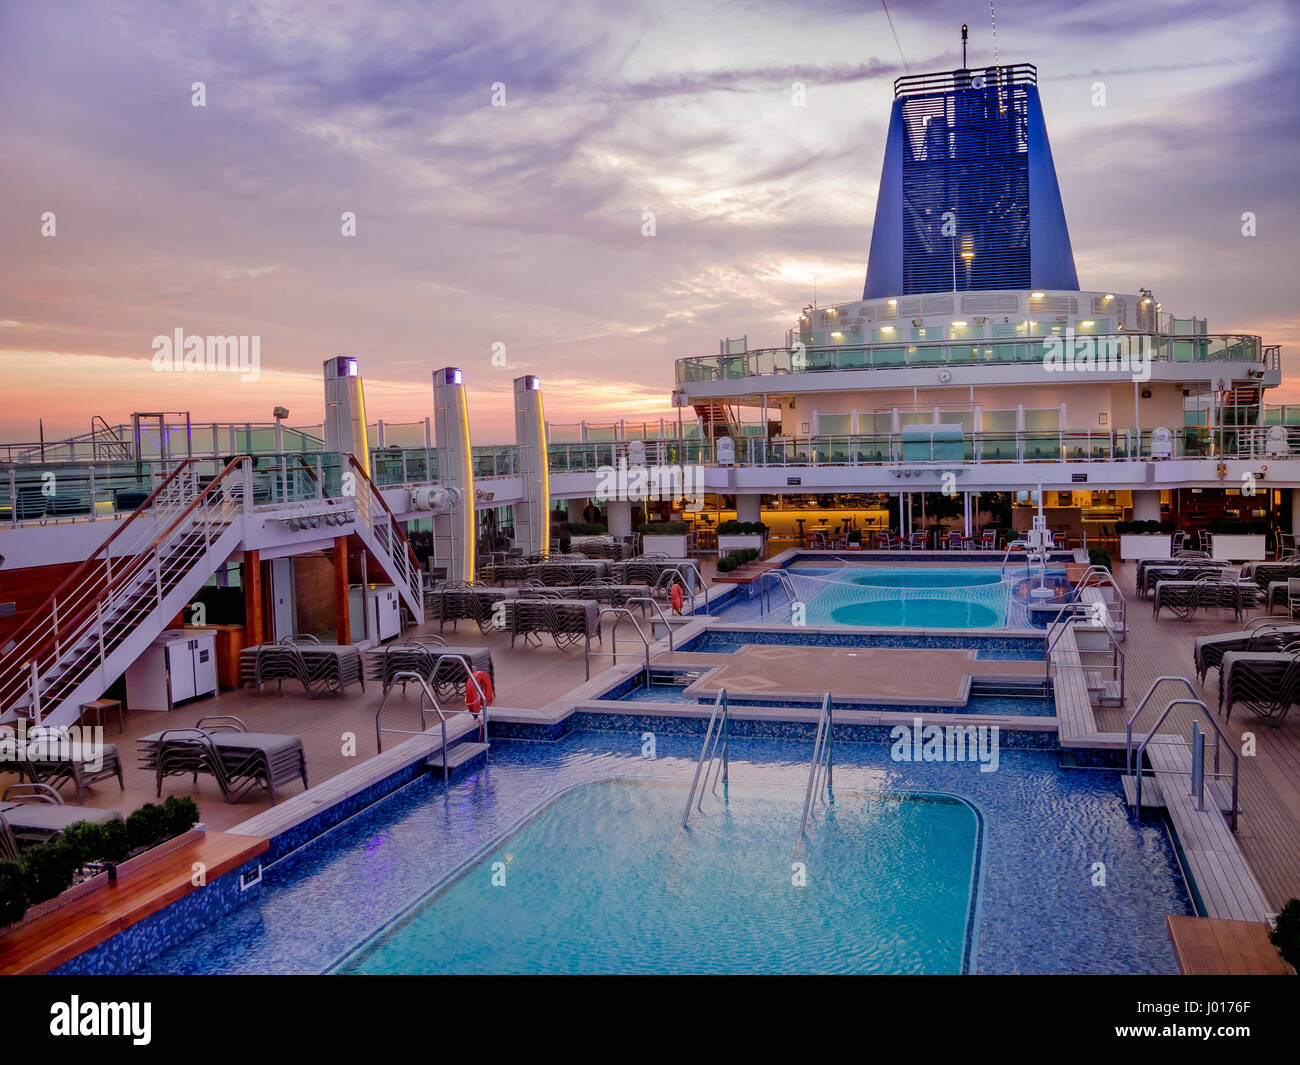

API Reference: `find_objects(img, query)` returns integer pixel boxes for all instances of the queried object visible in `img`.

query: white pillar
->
[1132,490,1161,522]
[736,493,762,524]
[607,500,632,537]
[567,498,585,522]
[1289,488,1300,533]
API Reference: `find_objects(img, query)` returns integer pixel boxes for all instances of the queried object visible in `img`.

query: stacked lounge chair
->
[1218,650,1300,725]
[1152,571,1260,621]
[0,783,122,844]
[364,637,495,700]
[424,583,516,632]
[239,636,364,697]
[1137,557,1231,598]
[1193,620,1300,682]
[138,715,307,803]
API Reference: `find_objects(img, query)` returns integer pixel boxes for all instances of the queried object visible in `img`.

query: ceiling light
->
[1030,291,1044,299]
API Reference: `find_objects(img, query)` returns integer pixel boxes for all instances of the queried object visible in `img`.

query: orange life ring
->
[466,670,494,714]
[670,583,684,613]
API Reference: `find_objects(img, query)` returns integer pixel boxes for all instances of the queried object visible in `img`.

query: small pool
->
[712,564,1069,629]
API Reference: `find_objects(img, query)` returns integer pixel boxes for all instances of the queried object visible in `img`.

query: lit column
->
[1132,490,1161,522]
[736,494,762,524]
[432,367,475,582]
[513,375,550,557]
[323,356,370,476]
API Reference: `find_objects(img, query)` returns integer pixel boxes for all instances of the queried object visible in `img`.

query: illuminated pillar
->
[513,374,550,557]
[323,356,370,476]
[432,367,476,582]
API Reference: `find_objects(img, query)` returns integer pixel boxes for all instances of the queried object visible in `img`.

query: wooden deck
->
[0,831,267,975]
[1166,915,1293,975]
[1097,561,1300,912]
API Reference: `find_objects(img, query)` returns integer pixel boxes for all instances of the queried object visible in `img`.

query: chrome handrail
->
[682,689,729,828]
[587,606,654,679]
[798,693,834,842]
[374,669,487,779]
[623,597,675,654]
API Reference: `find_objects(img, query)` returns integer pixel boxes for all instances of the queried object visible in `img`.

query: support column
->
[243,549,263,646]
[567,498,585,522]
[736,493,762,524]
[607,500,632,537]
[1132,490,1161,523]
[1289,488,1300,534]
[333,536,350,645]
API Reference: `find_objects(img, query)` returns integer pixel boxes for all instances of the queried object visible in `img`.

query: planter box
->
[1120,534,1172,561]
[112,824,205,882]
[640,534,691,557]
[1211,534,1267,562]
[717,533,766,559]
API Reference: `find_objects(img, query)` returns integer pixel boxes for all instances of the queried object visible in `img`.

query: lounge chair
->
[0,783,122,844]
[21,727,125,803]
[1218,650,1300,725]
[139,717,307,803]
[1192,620,1300,682]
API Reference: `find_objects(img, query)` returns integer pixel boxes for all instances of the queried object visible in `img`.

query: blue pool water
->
[711,564,1070,629]
[681,629,1046,661]
[138,728,1192,975]
[339,780,980,974]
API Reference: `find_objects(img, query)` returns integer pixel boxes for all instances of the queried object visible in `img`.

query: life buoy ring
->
[466,670,494,714]
[670,583,684,614]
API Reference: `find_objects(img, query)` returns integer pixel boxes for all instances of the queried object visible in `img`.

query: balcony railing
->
[674,333,1264,385]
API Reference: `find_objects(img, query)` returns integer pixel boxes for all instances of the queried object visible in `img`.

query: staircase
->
[693,402,737,441]
[1221,383,1262,426]
[0,458,247,727]
[344,454,424,621]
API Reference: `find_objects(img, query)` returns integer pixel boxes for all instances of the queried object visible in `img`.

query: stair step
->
[426,741,490,771]
[1123,773,1239,814]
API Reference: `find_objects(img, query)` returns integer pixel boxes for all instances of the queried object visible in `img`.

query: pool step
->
[1121,774,1240,815]
[426,741,490,774]
[1084,671,1124,706]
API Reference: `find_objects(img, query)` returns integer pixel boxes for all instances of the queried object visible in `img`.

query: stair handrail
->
[682,689,729,828]
[343,453,422,609]
[1000,540,1032,577]
[622,596,675,654]
[1069,565,1127,636]
[0,457,248,712]
[1045,605,1124,703]
[587,606,653,679]
[798,692,834,841]
[1126,676,1239,831]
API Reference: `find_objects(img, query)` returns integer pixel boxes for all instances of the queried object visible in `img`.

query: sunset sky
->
[2,0,1298,444]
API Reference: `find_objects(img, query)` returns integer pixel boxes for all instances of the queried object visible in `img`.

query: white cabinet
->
[366,585,401,642]
[126,630,218,711]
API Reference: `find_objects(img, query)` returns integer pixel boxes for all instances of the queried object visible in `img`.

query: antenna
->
[961,23,968,69]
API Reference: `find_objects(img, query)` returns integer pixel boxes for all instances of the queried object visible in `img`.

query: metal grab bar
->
[1045,603,1125,704]
[682,689,729,828]
[655,561,710,615]
[586,606,653,679]
[374,669,488,779]
[1125,676,1240,831]
[1069,565,1127,639]
[798,693,834,842]
[623,596,675,654]
[758,569,797,617]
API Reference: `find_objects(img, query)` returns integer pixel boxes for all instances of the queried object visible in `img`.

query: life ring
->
[466,670,494,714]
[670,583,684,614]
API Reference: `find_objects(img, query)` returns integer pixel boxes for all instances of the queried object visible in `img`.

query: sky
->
[2,0,1298,444]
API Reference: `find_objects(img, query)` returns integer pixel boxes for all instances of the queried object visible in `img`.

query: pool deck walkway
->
[1166,915,1293,975]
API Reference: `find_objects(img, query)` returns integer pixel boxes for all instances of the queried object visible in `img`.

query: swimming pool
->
[338,780,980,974]
[713,564,1070,629]
[134,728,1192,975]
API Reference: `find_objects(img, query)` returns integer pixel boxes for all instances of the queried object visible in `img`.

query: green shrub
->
[641,521,688,536]
[1269,898,1300,970]
[20,840,82,905]
[1115,520,1175,535]
[565,521,607,536]
[716,520,768,536]
[1088,547,1112,572]
[717,548,759,573]
[99,819,130,864]
[163,796,200,837]
[846,529,863,544]
[126,803,169,851]
[0,861,32,926]
[57,821,108,866]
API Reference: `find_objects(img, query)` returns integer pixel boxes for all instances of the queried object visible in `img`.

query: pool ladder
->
[681,690,730,828]
[758,569,798,617]
[798,693,834,843]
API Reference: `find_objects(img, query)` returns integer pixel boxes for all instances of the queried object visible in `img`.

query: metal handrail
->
[1045,604,1125,703]
[623,597,675,654]
[587,606,654,679]
[374,669,488,779]
[655,561,710,615]
[999,541,1032,577]
[798,693,834,842]
[758,568,797,616]
[1069,565,1127,638]
[682,689,729,828]
[1126,677,1239,831]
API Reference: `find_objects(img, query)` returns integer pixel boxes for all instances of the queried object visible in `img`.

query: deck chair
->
[980,529,997,550]
[1288,578,1300,621]
[21,726,125,803]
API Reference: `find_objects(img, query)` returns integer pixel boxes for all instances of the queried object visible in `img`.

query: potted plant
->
[845,529,863,550]
[1117,519,1175,561]
[716,520,768,559]
[1208,518,1268,562]
[639,520,693,557]
[1269,898,1300,972]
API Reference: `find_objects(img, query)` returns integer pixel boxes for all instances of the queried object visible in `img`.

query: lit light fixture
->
[880,325,895,332]
[1030,291,1044,299]
[830,331,844,338]
[1080,320,1095,327]
[888,298,897,306]
[1141,298,1151,305]
[960,250,975,259]
[951,321,967,327]
[1102,294,1114,302]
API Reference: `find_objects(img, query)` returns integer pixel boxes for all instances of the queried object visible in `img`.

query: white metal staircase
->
[344,454,423,620]
[0,458,247,727]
